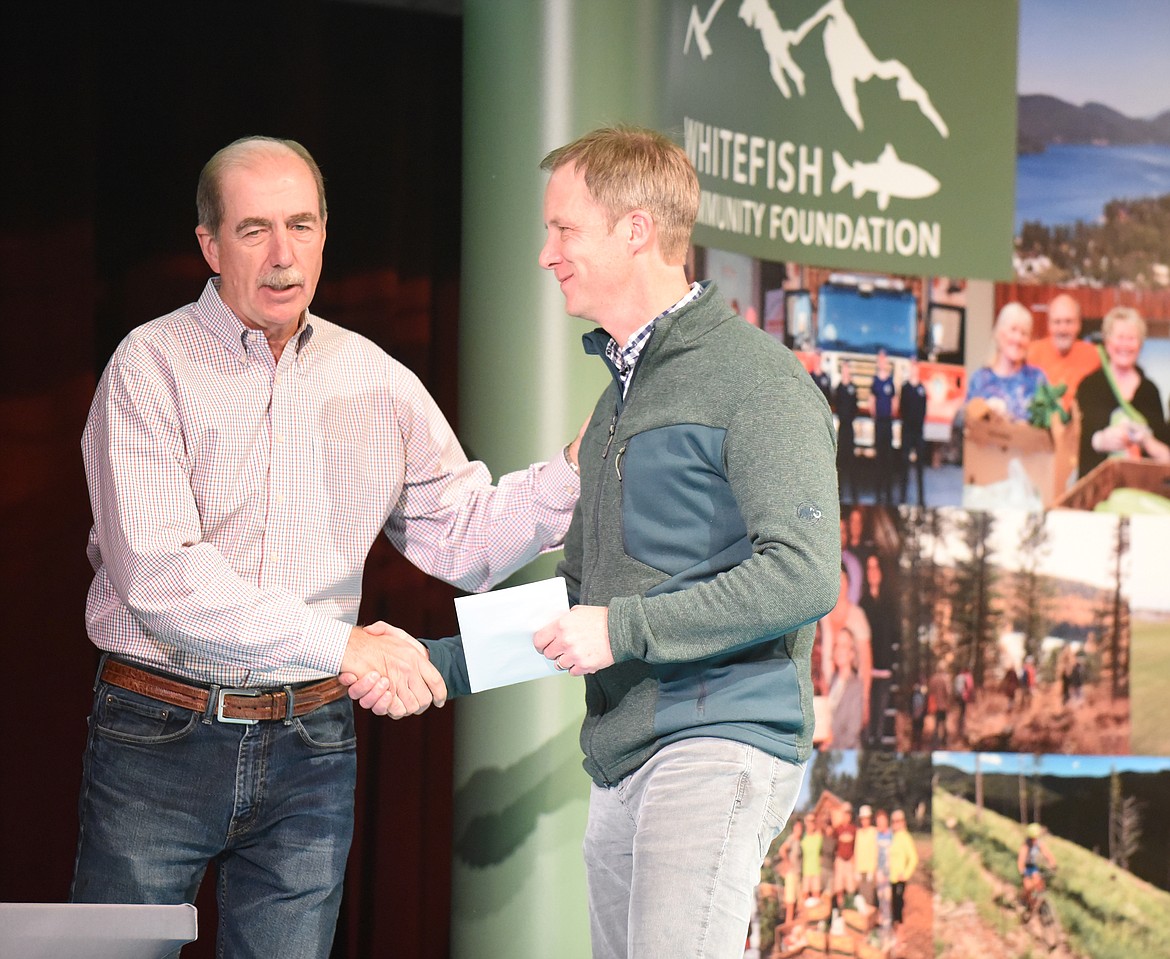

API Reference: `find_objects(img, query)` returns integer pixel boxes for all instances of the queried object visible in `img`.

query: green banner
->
[661,0,1018,280]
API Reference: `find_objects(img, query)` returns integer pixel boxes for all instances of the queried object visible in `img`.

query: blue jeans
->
[70,675,357,959]
[583,738,806,959]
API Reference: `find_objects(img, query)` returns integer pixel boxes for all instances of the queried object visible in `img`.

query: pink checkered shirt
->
[82,279,579,686]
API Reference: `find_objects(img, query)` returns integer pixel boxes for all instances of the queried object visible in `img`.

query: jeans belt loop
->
[282,685,296,726]
[93,651,111,693]
[216,687,261,725]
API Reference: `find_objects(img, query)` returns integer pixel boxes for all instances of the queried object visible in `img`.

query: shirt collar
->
[198,278,315,358]
[604,282,702,393]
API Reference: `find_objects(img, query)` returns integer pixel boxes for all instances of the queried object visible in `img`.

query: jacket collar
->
[581,279,727,360]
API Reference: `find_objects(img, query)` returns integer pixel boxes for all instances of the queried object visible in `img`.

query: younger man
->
[352,125,840,958]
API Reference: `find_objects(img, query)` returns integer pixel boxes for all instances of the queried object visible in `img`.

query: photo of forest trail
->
[892,508,1130,756]
[944,666,1128,755]
[933,779,1170,958]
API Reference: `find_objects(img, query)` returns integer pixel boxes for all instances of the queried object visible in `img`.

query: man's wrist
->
[563,444,580,476]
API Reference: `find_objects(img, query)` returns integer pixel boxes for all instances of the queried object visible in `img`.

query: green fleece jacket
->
[426,281,840,786]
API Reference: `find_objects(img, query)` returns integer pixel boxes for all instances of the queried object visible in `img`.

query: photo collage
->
[713,4,1170,955]
[721,253,1170,959]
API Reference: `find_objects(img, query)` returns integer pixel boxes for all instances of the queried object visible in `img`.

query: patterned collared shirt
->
[604,282,703,396]
[82,279,578,686]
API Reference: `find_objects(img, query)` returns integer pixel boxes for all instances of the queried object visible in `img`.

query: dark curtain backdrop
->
[1,4,464,957]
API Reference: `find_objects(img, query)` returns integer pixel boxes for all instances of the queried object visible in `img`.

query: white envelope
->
[454,577,571,692]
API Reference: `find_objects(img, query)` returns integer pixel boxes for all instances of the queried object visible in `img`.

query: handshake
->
[338,621,445,719]
[338,604,615,718]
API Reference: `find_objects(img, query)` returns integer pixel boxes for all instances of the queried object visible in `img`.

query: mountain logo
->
[685,0,948,209]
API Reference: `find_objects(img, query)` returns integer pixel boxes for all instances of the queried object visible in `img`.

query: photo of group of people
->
[963,287,1170,514]
[703,246,972,510]
[747,753,933,959]
[703,239,1170,518]
[894,505,1130,756]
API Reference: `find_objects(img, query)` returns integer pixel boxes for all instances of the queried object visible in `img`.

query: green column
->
[454,2,667,956]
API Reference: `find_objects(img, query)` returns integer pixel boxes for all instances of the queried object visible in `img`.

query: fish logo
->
[831,143,940,211]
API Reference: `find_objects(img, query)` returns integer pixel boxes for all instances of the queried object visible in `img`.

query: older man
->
[72,136,580,958]
[1026,292,1100,410]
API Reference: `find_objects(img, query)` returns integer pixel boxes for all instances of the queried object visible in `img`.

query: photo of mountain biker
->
[1018,823,1057,911]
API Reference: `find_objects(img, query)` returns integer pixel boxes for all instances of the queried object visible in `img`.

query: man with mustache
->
[72,136,581,958]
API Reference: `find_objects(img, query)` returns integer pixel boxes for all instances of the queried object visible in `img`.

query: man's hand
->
[533,605,614,676]
[338,622,447,718]
[565,414,589,472]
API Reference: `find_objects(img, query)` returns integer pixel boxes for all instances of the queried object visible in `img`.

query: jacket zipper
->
[601,410,618,459]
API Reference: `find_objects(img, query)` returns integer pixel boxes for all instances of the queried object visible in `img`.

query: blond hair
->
[989,301,1033,364]
[541,125,699,263]
[1102,305,1147,343]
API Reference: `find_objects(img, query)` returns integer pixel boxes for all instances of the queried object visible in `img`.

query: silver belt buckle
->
[216,687,261,725]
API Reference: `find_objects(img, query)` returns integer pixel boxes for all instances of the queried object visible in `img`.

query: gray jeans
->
[583,738,806,959]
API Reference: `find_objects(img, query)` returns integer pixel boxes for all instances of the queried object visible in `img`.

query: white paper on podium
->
[0,902,198,959]
[454,577,570,692]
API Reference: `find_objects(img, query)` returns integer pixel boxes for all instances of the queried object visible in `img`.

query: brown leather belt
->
[100,658,347,724]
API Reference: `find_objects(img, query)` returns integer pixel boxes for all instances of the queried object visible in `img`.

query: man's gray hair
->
[197,136,327,236]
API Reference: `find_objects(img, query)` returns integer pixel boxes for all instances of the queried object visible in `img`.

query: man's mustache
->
[259,268,305,291]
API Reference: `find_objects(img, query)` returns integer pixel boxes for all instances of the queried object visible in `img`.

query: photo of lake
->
[1016,143,1170,231]
[1013,2,1170,285]
[1016,1,1170,233]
